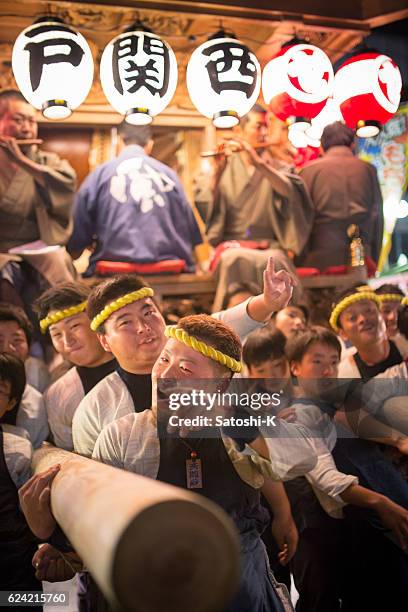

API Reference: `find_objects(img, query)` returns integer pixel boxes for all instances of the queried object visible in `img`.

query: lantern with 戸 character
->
[187,32,261,128]
[334,52,402,137]
[100,27,178,125]
[262,42,334,136]
[12,17,94,120]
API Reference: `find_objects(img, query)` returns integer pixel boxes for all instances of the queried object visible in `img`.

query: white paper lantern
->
[12,19,94,120]
[100,30,177,125]
[187,36,261,128]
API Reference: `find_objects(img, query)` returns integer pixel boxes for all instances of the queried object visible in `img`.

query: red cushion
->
[209,240,270,272]
[95,260,187,276]
[295,267,320,277]
[322,265,348,275]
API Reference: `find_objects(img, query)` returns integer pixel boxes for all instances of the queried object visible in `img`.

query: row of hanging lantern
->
[11,18,402,141]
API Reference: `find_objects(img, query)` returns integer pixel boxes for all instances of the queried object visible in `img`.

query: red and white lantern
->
[334,52,402,137]
[262,43,334,131]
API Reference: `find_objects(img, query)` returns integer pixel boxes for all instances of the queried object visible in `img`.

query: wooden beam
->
[300,267,367,289]
[21,0,380,30]
[33,445,240,612]
[37,105,211,128]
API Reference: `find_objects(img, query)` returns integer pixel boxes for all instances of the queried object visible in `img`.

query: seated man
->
[0,90,76,313]
[298,121,383,269]
[200,104,312,310]
[68,121,203,276]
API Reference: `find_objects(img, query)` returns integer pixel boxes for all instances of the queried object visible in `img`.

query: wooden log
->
[33,445,239,612]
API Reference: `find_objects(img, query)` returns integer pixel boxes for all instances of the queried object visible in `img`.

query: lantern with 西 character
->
[187,32,261,128]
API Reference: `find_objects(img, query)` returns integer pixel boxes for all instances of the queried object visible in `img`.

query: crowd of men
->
[1,87,407,612]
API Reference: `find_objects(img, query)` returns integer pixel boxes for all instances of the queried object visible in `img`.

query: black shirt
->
[117,367,152,413]
[77,359,117,395]
[353,340,402,381]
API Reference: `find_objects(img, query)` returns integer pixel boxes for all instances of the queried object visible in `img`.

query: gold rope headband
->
[165,325,243,373]
[376,293,405,304]
[402,297,408,307]
[40,301,88,334]
[329,291,382,332]
[90,287,154,332]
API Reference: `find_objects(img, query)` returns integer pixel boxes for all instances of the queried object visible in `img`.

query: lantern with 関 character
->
[12,17,94,120]
[262,42,334,134]
[334,52,402,137]
[100,25,178,125]
[187,32,261,128]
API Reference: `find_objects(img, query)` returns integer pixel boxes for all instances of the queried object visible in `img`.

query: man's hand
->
[0,135,25,162]
[247,256,297,322]
[271,513,299,566]
[375,496,408,550]
[0,135,46,186]
[19,465,60,539]
[395,437,408,455]
[277,406,298,423]
[224,135,264,168]
[32,544,78,582]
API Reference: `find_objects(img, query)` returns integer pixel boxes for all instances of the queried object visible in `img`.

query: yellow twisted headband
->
[40,301,88,334]
[402,297,408,307]
[329,291,382,332]
[165,325,243,373]
[377,293,405,304]
[90,287,154,332]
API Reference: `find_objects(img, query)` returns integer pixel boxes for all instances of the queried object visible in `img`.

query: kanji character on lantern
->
[100,30,177,125]
[12,19,94,120]
[187,35,261,128]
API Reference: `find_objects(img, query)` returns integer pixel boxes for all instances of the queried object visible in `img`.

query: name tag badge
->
[186,458,203,489]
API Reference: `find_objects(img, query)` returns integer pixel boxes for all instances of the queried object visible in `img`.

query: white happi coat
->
[17,384,48,449]
[73,299,269,458]
[45,367,85,451]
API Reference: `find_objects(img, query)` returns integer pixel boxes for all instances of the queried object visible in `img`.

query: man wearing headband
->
[375,284,408,350]
[93,313,312,612]
[34,283,117,450]
[73,256,296,458]
[330,285,408,379]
